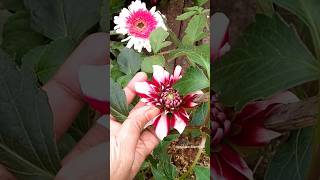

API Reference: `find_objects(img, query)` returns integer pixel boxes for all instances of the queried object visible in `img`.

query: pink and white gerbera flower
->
[135,65,201,140]
[113,0,167,52]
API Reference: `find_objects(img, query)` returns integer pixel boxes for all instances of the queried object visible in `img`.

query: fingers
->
[123,72,147,104]
[117,106,160,154]
[56,143,107,180]
[130,128,159,178]
[43,33,108,140]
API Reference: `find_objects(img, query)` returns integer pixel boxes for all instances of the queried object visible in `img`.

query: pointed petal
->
[84,96,109,115]
[172,65,182,82]
[135,82,153,95]
[173,109,189,134]
[219,145,254,180]
[182,91,203,108]
[152,65,166,84]
[229,123,281,146]
[153,113,169,140]
[211,13,230,60]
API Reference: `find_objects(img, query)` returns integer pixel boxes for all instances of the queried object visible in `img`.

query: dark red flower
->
[211,92,299,180]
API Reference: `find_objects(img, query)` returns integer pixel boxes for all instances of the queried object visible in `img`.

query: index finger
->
[43,33,108,140]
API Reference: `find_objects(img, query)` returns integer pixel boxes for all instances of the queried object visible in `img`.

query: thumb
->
[117,106,159,152]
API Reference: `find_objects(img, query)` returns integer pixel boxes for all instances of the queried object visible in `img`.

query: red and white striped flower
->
[135,65,201,140]
[114,0,167,53]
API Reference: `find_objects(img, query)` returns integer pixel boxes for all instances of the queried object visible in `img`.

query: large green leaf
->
[194,166,209,180]
[110,79,129,121]
[0,50,61,179]
[150,27,171,53]
[141,55,165,73]
[271,0,320,54]
[22,37,76,83]
[265,128,313,180]
[117,48,141,75]
[191,102,209,126]
[170,44,210,74]
[1,11,47,62]
[182,14,206,46]
[212,14,320,110]
[174,67,209,95]
[100,0,109,32]
[23,0,100,41]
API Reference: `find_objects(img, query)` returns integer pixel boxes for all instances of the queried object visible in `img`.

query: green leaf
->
[265,128,313,180]
[194,166,209,180]
[150,27,171,53]
[117,48,141,75]
[271,0,320,50]
[151,166,167,180]
[1,11,47,63]
[141,55,165,73]
[194,0,208,6]
[110,79,129,122]
[110,0,125,15]
[100,0,109,32]
[212,14,320,111]
[23,0,100,41]
[170,44,209,74]
[174,67,209,95]
[117,74,133,88]
[22,37,76,83]
[191,102,209,126]
[0,50,61,179]
[111,61,125,81]
[176,11,197,20]
[182,14,206,46]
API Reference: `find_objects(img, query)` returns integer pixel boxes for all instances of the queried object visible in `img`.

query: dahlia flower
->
[211,13,230,61]
[135,65,201,140]
[211,92,299,180]
[114,0,167,53]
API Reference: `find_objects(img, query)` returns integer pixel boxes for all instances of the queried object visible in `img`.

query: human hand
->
[110,72,160,180]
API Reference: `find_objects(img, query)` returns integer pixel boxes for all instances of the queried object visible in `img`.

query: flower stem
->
[177,134,206,180]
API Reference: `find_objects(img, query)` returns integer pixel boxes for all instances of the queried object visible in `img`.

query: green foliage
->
[1,11,48,63]
[212,14,320,111]
[174,67,209,95]
[265,128,313,180]
[110,79,129,122]
[191,102,209,126]
[141,55,166,73]
[22,37,76,83]
[0,50,61,179]
[182,14,207,46]
[23,0,101,41]
[117,48,142,75]
[150,27,171,54]
[194,165,209,179]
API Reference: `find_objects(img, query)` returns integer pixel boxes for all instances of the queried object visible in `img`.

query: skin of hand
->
[0,33,160,180]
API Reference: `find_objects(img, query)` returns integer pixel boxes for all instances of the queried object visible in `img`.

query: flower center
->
[137,21,145,29]
[159,88,182,111]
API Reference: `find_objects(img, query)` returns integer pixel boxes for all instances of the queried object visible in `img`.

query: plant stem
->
[177,134,206,180]
[159,49,174,55]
